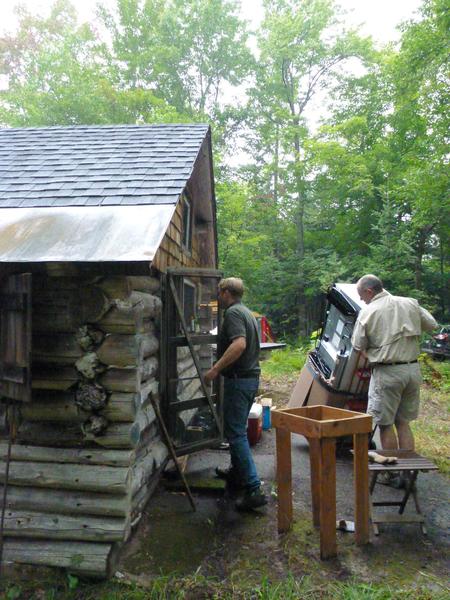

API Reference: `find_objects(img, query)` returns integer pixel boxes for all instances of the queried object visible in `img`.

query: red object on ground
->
[247,403,263,446]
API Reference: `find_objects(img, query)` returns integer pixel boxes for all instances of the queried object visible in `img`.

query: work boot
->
[235,487,268,511]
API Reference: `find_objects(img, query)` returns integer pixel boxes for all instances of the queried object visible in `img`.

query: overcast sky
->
[2,0,423,42]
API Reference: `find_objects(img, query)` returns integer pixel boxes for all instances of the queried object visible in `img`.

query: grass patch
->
[413,355,450,474]
[261,346,309,379]
[412,386,449,475]
[3,574,449,600]
[419,354,450,394]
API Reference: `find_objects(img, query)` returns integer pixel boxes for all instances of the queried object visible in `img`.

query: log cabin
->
[0,124,222,577]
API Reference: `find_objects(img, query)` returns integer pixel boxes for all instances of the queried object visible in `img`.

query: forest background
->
[1,0,448,341]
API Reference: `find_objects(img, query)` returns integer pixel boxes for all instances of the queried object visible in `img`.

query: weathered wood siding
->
[0,273,168,577]
[153,200,203,271]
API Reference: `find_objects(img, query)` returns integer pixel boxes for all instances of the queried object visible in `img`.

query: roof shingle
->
[0,124,209,209]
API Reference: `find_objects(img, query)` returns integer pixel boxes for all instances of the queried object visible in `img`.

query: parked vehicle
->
[422,325,450,360]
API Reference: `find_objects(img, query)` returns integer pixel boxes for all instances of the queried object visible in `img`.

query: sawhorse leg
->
[411,482,427,534]
[399,470,419,514]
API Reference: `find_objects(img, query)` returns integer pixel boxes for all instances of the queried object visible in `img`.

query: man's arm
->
[419,306,438,333]
[351,319,368,352]
[204,337,246,382]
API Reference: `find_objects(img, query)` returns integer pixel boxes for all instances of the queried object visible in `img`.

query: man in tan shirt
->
[352,274,437,451]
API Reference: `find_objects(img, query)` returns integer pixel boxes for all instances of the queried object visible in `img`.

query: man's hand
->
[204,366,219,383]
[204,337,246,383]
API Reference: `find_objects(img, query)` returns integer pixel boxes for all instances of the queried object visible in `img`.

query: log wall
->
[1,194,217,576]
[0,273,169,577]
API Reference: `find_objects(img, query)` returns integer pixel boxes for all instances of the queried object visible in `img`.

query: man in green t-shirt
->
[205,277,267,511]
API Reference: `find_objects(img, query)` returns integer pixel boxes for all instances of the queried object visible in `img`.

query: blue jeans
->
[223,377,260,492]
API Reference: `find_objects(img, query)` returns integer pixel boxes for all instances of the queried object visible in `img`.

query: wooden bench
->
[369,450,438,535]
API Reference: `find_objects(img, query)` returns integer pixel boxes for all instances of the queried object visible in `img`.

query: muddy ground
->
[118,380,449,593]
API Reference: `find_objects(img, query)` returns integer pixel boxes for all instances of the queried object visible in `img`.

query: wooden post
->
[308,438,321,527]
[276,427,292,533]
[319,437,336,559]
[353,432,370,545]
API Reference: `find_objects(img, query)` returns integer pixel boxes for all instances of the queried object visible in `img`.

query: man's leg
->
[379,424,399,450]
[395,418,415,451]
[369,366,403,450]
[368,367,405,487]
[223,378,267,510]
[223,378,260,491]
[395,364,421,451]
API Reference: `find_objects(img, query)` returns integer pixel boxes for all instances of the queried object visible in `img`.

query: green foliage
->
[261,346,309,378]
[3,575,450,599]
[66,573,79,590]
[0,0,447,335]
[0,0,186,126]
[6,586,22,600]
[419,354,450,394]
[100,0,253,116]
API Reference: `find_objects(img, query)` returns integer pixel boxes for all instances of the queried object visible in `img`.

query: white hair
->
[356,274,383,294]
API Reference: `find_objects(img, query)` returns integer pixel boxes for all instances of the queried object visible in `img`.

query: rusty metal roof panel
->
[0,205,176,262]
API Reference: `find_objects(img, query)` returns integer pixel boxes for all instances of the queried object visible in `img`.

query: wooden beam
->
[167,267,222,278]
[308,438,321,528]
[354,433,370,545]
[319,437,337,559]
[276,427,292,533]
[1,539,116,577]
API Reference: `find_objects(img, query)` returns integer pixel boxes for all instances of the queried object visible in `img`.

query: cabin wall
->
[152,185,216,273]
[0,271,167,577]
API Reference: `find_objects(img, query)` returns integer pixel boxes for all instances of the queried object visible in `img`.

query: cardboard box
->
[288,362,349,410]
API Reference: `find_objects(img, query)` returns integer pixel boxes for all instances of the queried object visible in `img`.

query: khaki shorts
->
[368,363,422,426]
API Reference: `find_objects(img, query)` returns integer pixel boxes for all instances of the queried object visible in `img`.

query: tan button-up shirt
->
[351,290,437,364]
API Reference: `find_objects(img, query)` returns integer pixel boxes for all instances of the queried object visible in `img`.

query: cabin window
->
[182,194,192,251]
[183,279,196,331]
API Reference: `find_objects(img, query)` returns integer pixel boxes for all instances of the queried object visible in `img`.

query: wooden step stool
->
[369,450,438,535]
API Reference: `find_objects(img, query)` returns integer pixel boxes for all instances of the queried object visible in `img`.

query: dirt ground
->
[117,380,450,593]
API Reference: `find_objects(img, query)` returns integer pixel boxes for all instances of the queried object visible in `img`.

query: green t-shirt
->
[218,301,260,377]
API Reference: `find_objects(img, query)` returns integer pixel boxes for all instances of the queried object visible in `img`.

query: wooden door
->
[161,267,223,455]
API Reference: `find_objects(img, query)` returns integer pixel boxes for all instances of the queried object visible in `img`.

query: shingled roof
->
[0,124,209,208]
[0,124,215,263]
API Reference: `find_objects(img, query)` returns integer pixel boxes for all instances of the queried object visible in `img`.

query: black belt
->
[224,372,260,379]
[372,360,418,367]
